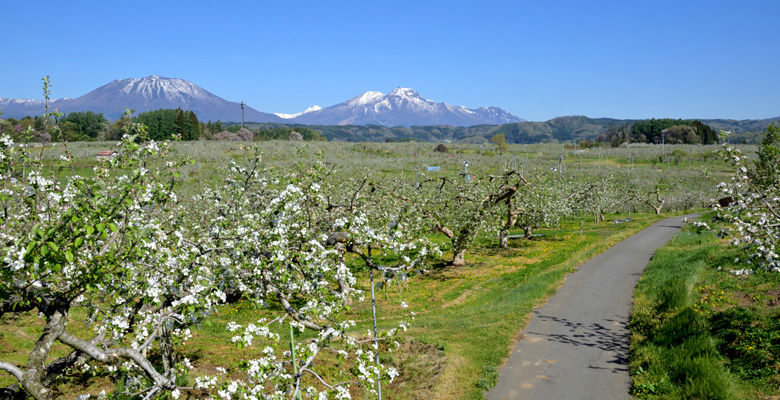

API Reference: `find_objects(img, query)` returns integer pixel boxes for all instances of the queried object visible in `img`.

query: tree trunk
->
[22,306,69,400]
[499,230,509,248]
[648,188,665,215]
[452,249,466,266]
[159,323,175,375]
[523,226,533,239]
[334,243,351,305]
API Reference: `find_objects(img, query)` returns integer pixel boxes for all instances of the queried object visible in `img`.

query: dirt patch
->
[387,340,446,399]
[441,285,481,309]
[728,289,780,308]
[764,289,780,307]
[730,291,755,307]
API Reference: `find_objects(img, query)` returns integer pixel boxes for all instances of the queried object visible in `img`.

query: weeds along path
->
[486,214,698,400]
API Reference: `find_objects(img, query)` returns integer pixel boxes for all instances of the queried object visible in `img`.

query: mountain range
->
[279,87,524,126]
[0,76,523,127]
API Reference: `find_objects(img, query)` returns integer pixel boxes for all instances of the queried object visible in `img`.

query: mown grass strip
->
[369,213,671,400]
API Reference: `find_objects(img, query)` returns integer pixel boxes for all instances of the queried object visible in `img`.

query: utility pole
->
[598,147,601,171]
[662,131,665,156]
[240,101,246,129]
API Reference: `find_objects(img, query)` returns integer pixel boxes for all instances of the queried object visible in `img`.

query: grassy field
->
[630,213,780,399]
[0,139,751,398]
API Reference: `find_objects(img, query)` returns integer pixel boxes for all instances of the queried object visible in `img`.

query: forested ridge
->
[2,107,777,144]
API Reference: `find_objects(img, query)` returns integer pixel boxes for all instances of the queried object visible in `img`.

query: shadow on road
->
[526,314,629,374]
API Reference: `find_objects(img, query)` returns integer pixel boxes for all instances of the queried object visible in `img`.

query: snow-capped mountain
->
[290,87,524,127]
[0,97,49,118]
[275,105,322,119]
[1,76,285,122]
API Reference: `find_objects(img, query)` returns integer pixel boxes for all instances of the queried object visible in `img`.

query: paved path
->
[486,215,695,400]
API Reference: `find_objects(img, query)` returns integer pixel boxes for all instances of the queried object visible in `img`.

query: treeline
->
[0,109,326,143]
[625,119,718,146]
[251,117,728,145]
[207,123,326,141]
[135,108,201,141]
[0,111,121,142]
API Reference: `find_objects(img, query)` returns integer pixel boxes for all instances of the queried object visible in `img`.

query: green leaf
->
[65,250,74,264]
[86,226,95,236]
[96,223,106,233]
[47,242,59,252]
[75,237,84,248]
[108,223,118,233]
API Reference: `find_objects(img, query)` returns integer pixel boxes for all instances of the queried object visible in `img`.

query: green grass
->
[0,213,670,399]
[0,139,732,398]
[629,214,780,399]
[355,212,670,399]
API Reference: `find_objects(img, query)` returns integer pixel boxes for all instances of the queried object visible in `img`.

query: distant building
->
[96,150,118,160]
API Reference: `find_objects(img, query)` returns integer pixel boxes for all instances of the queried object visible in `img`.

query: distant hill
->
[244,115,778,144]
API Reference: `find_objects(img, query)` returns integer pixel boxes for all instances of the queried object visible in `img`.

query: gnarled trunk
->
[452,249,466,266]
[21,306,69,400]
[499,230,509,248]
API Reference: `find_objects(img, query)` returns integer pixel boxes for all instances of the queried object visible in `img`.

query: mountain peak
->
[388,87,420,98]
[275,105,322,120]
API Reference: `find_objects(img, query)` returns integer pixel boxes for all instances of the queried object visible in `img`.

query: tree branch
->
[0,363,23,382]
[58,331,172,390]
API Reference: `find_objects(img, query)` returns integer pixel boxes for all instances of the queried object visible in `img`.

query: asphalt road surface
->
[486,214,696,400]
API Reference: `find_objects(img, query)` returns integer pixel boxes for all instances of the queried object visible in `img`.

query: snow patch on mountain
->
[275,105,322,119]
[347,91,385,107]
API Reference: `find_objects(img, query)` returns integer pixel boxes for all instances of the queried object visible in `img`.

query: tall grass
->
[630,215,780,399]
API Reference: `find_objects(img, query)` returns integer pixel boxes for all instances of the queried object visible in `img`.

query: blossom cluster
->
[714,132,780,272]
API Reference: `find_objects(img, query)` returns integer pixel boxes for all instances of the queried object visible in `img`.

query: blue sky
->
[2,0,778,121]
